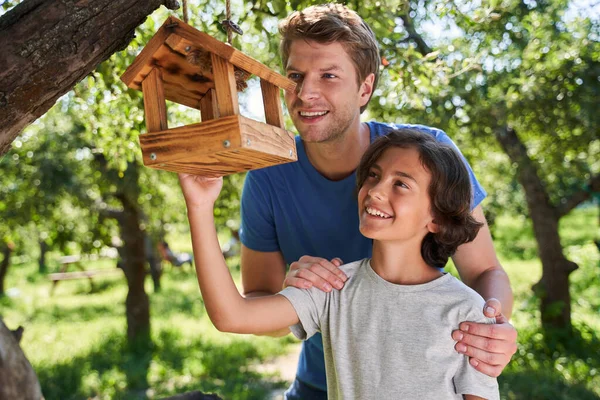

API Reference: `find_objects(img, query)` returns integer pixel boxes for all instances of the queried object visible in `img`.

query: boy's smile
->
[358,146,437,244]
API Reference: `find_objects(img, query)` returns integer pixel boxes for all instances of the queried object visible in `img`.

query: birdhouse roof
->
[121,16,295,109]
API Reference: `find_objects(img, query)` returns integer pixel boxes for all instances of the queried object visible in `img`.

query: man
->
[239,4,517,399]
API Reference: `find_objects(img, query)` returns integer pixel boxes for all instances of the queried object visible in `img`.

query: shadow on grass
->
[499,370,600,400]
[501,324,600,400]
[36,328,285,400]
[151,286,204,317]
[32,302,122,323]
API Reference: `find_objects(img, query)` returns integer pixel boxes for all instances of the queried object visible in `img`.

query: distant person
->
[158,241,193,268]
[179,129,500,399]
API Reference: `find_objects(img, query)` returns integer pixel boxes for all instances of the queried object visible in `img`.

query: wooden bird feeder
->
[120,16,297,175]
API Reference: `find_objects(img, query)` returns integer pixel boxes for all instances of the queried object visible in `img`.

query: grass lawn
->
[1,206,599,399]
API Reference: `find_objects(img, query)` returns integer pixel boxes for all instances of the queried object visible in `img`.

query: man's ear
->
[426,219,440,234]
[359,73,375,107]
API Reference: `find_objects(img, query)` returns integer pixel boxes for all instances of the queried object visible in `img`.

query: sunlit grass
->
[1,252,291,399]
[1,206,599,399]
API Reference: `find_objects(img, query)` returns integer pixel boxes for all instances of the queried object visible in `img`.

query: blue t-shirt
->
[239,121,486,391]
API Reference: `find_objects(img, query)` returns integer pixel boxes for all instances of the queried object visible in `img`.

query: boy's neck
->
[370,240,443,285]
[303,121,370,181]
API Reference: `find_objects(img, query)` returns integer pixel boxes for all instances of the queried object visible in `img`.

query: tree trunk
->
[0,243,14,296]
[38,240,48,274]
[0,319,44,400]
[0,0,179,155]
[495,126,577,330]
[118,199,150,345]
[145,234,162,292]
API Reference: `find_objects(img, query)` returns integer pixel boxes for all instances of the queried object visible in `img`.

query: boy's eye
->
[287,73,302,81]
[367,171,378,178]
[394,180,408,189]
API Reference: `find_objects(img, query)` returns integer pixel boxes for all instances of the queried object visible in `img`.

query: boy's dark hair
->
[356,129,483,268]
[278,3,380,114]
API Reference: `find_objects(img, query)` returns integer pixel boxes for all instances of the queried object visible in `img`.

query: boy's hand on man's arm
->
[452,299,517,378]
[284,255,348,292]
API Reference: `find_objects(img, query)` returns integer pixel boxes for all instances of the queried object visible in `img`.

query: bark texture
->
[96,158,151,345]
[495,126,579,329]
[0,0,179,155]
[0,320,44,400]
[0,244,14,296]
[38,240,48,274]
[118,190,151,344]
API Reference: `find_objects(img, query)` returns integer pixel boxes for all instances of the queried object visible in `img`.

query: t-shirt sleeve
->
[453,309,500,400]
[239,171,280,252]
[279,286,328,340]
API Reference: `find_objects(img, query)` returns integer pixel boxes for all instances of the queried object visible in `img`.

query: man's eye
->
[394,181,408,188]
[288,73,302,81]
[323,73,336,79]
[367,171,378,178]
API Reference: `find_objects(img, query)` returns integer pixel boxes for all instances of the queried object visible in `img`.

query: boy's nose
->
[368,185,386,201]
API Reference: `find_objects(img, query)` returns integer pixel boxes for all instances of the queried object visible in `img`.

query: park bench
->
[48,255,121,295]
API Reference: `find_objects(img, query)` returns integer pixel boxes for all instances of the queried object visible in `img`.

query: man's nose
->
[296,76,320,102]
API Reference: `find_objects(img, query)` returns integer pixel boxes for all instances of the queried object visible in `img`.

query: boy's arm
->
[451,205,517,377]
[179,174,299,335]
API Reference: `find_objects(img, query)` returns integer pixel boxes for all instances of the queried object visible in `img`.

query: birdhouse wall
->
[139,115,296,176]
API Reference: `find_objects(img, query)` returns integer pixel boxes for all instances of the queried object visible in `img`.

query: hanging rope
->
[182,0,189,23]
[220,0,243,45]
[225,0,232,44]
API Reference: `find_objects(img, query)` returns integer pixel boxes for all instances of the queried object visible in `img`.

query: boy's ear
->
[426,219,440,233]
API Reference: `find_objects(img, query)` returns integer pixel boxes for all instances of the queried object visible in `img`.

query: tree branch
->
[557,174,600,218]
[99,207,124,221]
[398,13,433,56]
[0,0,175,155]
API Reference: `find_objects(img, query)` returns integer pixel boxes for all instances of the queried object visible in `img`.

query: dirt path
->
[251,343,301,399]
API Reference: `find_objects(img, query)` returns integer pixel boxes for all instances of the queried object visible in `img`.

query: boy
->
[179,129,500,399]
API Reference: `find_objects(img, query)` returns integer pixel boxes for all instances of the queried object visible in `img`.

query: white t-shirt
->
[279,258,500,400]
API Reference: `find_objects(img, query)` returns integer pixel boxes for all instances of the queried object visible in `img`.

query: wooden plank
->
[211,53,239,117]
[200,89,218,121]
[129,42,213,109]
[139,115,244,165]
[169,17,296,91]
[260,79,285,129]
[229,51,296,92]
[240,116,296,161]
[121,18,175,88]
[159,148,296,175]
[141,68,168,132]
[49,269,122,281]
[139,115,297,176]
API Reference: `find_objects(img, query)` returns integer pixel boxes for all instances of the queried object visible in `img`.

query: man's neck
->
[303,121,371,181]
[370,240,443,285]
